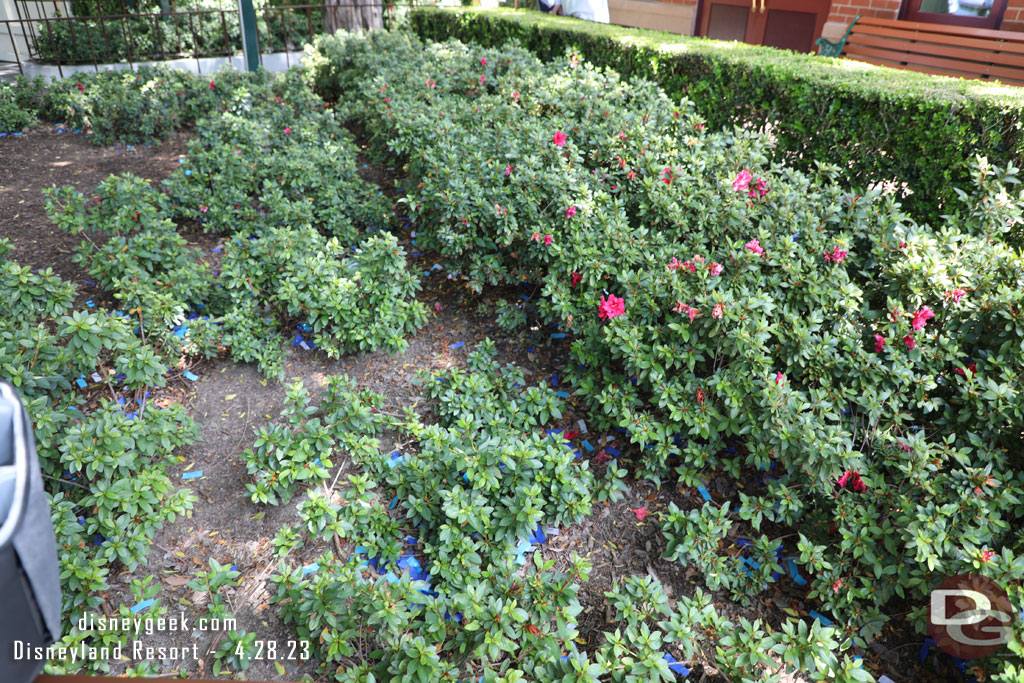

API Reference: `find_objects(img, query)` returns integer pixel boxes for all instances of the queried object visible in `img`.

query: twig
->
[43,473,90,491]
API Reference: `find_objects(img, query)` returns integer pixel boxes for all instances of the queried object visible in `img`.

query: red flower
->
[564,430,580,440]
[543,234,553,246]
[479,75,486,85]
[980,549,995,563]
[630,507,649,521]
[874,334,886,353]
[750,177,769,199]
[903,334,916,350]
[552,130,567,147]
[283,127,291,135]
[823,246,848,264]
[745,239,764,255]
[696,123,705,131]
[209,81,215,89]
[837,470,867,493]
[524,623,541,635]
[667,257,684,272]
[76,82,84,92]
[598,294,625,320]
[708,262,723,276]
[505,164,513,177]
[954,362,977,376]
[910,306,935,331]
[480,57,488,65]
[570,271,582,288]
[696,388,706,404]
[775,371,785,386]
[565,205,577,218]
[594,449,611,464]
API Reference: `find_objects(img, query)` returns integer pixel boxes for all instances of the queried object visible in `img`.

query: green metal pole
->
[237,0,260,73]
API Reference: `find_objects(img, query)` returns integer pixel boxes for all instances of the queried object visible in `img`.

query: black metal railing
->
[1,0,412,77]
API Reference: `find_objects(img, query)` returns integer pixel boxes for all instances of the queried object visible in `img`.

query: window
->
[900,0,1008,29]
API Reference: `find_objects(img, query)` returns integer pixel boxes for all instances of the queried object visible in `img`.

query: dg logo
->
[928,573,1014,659]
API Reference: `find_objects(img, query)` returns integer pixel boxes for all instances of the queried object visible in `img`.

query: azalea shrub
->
[307,30,1024,680]
[264,346,866,681]
[0,238,200,675]
[45,67,427,379]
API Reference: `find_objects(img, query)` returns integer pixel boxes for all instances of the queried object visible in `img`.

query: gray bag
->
[0,382,62,683]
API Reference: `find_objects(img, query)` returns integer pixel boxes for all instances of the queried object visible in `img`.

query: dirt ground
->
[0,126,956,682]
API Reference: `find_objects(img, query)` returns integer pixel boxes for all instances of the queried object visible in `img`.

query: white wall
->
[1,0,73,64]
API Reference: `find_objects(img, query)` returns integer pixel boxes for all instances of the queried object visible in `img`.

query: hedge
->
[408,6,1024,225]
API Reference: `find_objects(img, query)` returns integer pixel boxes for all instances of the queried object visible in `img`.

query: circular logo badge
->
[928,573,1013,659]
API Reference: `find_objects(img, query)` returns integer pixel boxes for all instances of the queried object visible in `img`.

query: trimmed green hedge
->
[408,7,1024,224]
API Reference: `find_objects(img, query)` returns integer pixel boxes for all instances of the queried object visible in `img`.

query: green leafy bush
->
[304,30,1024,679]
[408,7,1024,226]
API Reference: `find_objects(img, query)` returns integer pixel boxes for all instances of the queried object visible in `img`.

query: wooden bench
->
[816,16,1024,85]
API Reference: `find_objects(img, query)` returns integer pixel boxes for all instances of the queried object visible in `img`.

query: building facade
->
[608,0,1024,51]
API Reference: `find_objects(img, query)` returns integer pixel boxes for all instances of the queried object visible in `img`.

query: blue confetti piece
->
[556,391,570,398]
[210,247,222,253]
[405,536,417,545]
[85,300,95,307]
[449,341,465,349]
[383,571,399,584]
[551,333,566,339]
[551,374,558,386]
[734,538,754,548]
[605,446,621,457]
[528,524,547,544]
[184,170,192,175]
[663,653,690,676]
[117,397,125,405]
[130,599,155,614]
[787,559,808,586]
[302,563,319,575]
[183,371,199,381]
[389,496,399,510]
[809,610,833,627]
[230,565,238,571]
[182,470,203,480]
[697,485,711,501]
[126,412,136,420]
[75,377,88,388]
[582,440,595,452]
[173,325,188,338]
[920,637,935,663]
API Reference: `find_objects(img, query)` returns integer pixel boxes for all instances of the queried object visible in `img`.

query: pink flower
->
[199,206,208,213]
[209,81,215,90]
[480,57,488,65]
[683,260,697,273]
[687,307,701,323]
[900,442,912,453]
[594,449,611,464]
[745,239,764,255]
[873,334,886,353]
[732,169,752,192]
[552,130,567,147]
[910,306,935,331]
[660,167,675,185]
[980,549,995,563]
[283,127,291,135]
[673,301,686,313]
[565,205,577,218]
[531,232,541,242]
[479,75,486,85]
[543,234,553,246]
[630,507,648,521]
[426,77,435,88]
[824,247,848,264]
[712,303,724,319]
[598,294,625,320]
[775,371,785,386]
[750,177,769,199]
[708,263,723,276]
[668,257,684,272]
[505,164,513,177]
[511,90,520,101]
[947,288,967,303]
[903,334,916,350]
[570,271,582,288]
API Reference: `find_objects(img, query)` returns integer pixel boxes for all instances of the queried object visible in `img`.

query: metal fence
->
[1,0,412,77]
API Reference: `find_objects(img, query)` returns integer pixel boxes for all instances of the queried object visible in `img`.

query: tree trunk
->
[324,0,383,33]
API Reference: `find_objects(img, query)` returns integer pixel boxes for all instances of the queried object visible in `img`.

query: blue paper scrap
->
[85,300,95,307]
[605,446,621,457]
[449,341,465,349]
[787,559,808,586]
[302,563,319,575]
[809,610,833,627]
[551,333,566,339]
[130,599,155,614]
[528,524,547,545]
[75,377,88,388]
[663,653,690,676]
[582,440,595,452]
[556,391,570,398]
[697,485,711,501]
[551,374,558,386]
[183,371,199,381]
[182,470,203,480]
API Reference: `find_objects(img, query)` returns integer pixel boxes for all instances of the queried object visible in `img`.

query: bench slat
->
[850,25,1024,57]
[847,54,1024,84]
[855,16,1024,43]
[848,34,1024,67]
[844,44,1024,83]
